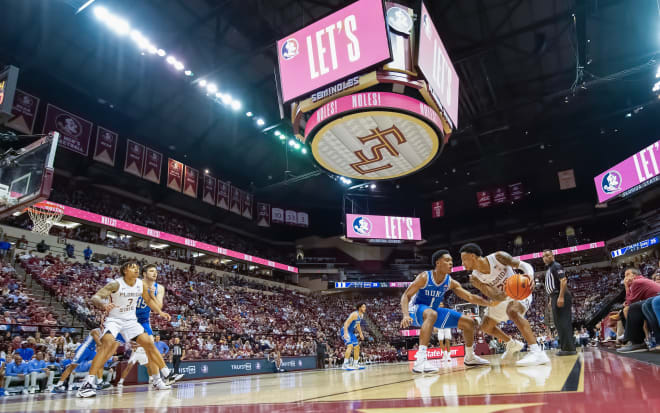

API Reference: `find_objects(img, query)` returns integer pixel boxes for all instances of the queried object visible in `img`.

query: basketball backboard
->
[0,131,58,218]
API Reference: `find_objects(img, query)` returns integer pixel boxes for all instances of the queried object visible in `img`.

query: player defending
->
[128,264,183,385]
[400,250,497,373]
[77,261,173,398]
[52,329,103,392]
[340,303,366,370]
[460,243,550,366]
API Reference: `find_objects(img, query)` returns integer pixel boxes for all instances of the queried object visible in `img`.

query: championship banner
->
[431,200,444,218]
[142,147,162,184]
[124,140,145,177]
[6,89,39,134]
[230,186,242,215]
[256,203,271,227]
[285,209,297,226]
[202,174,217,205]
[508,182,525,200]
[297,211,309,228]
[183,165,199,198]
[167,158,184,192]
[272,207,284,224]
[476,191,492,208]
[216,180,230,210]
[242,192,253,219]
[93,126,118,166]
[42,104,92,156]
[492,186,508,205]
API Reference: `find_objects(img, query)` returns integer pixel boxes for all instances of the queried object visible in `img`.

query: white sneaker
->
[413,359,439,373]
[152,379,171,391]
[353,363,365,370]
[464,353,491,366]
[28,387,36,394]
[502,339,524,360]
[117,382,124,388]
[342,363,355,371]
[516,350,550,366]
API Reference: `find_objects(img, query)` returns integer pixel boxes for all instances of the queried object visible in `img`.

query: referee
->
[543,250,576,355]
[171,337,185,374]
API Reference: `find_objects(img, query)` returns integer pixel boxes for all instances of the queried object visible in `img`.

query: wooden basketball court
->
[1,349,659,412]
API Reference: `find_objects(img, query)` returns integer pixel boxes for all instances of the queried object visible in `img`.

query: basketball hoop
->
[27,202,64,235]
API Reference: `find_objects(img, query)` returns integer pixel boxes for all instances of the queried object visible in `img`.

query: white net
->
[27,204,63,235]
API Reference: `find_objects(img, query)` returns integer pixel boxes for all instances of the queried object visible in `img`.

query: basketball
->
[504,274,533,300]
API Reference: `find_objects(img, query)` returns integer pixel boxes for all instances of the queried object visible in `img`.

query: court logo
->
[55,114,82,137]
[601,170,622,194]
[281,38,299,60]
[352,216,372,236]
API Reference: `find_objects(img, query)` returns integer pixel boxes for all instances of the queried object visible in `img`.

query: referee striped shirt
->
[172,344,182,356]
[545,261,565,295]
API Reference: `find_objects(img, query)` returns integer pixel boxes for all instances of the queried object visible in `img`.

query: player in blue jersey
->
[400,250,499,373]
[115,264,183,386]
[52,329,104,392]
[340,303,366,370]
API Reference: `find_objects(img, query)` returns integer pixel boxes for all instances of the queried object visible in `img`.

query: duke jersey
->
[107,278,143,321]
[411,271,451,310]
[471,253,514,291]
[135,283,158,323]
[345,312,362,333]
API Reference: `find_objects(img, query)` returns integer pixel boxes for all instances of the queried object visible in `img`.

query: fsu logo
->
[55,115,82,137]
[601,171,622,194]
[281,38,299,60]
[350,126,407,175]
[352,216,372,236]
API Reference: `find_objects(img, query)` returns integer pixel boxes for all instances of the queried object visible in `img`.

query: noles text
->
[307,15,360,80]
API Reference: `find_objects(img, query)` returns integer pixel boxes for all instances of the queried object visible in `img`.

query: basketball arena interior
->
[0,0,659,411]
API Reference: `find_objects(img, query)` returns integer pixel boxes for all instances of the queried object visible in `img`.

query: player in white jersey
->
[77,261,174,398]
[459,243,550,366]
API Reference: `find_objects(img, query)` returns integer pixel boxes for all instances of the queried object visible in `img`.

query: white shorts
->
[103,317,145,342]
[128,347,149,366]
[437,328,452,341]
[484,295,533,323]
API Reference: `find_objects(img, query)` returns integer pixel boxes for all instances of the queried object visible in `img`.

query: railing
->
[0,324,84,336]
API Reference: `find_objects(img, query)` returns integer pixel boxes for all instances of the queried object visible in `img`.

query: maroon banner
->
[257,203,271,227]
[492,186,508,205]
[142,147,162,184]
[431,200,445,218]
[476,191,492,208]
[285,210,297,226]
[272,207,284,224]
[124,140,145,177]
[6,89,39,134]
[508,182,525,200]
[230,186,242,215]
[216,180,230,210]
[167,158,183,192]
[203,174,217,205]
[183,166,199,198]
[242,192,253,219]
[93,126,118,166]
[297,211,309,228]
[42,104,92,156]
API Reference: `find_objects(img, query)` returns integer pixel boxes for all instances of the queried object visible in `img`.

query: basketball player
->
[340,303,366,370]
[130,264,183,385]
[401,250,497,373]
[76,261,173,398]
[435,303,452,363]
[459,243,550,366]
[117,343,149,387]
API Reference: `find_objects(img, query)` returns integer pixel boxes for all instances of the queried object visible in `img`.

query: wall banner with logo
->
[42,104,92,156]
[217,180,230,210]
[202,174,217,205]
[167,158,184,192]
[93,126,118,166]
[272,207,284,224]
[124,139,145,177]
[230,186,242,215]
[6,89,40,134]
[142,147,163,184]
[242,192,253,219]
[257,203,271,227]
[183,166,199,198]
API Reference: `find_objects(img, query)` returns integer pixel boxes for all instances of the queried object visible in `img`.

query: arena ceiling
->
[1,0,659,239]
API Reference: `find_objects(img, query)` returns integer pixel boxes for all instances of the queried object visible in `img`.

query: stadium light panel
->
[157,49,166,57]
[184,70,193,76]
[256,118,265,126]
[274,131,281,136]
[294,143,301,149]
[301,148,307,154]
[93,6,108,20]
[231,100,241,110]
[206,83,218,94]
[246,112,253,117]
[289,140,295,147]
[199,79,207,87]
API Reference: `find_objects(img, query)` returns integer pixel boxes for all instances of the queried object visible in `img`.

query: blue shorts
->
[409,304,462,329]
[340,328,358,346]
[72,343,96,364]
